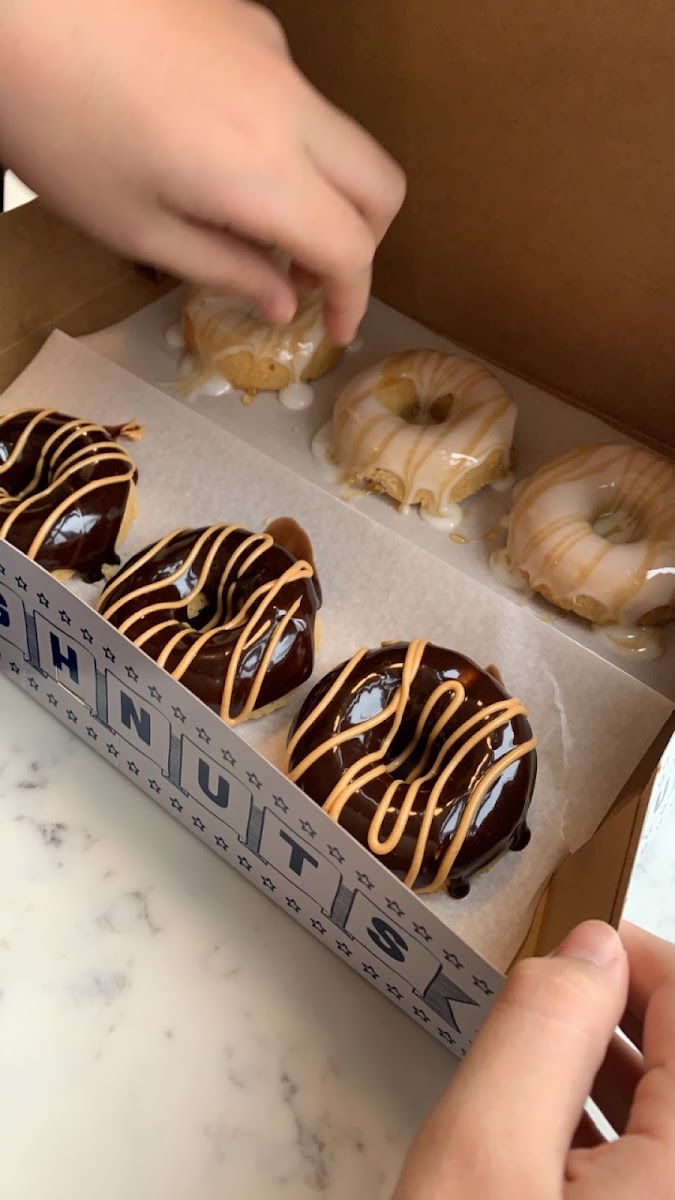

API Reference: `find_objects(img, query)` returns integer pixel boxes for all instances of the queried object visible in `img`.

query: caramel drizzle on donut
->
[333,352,514,509]
[0,409,137,559]
[508,444,675,622]
[98,524,315,726]
[185,287,326,382]
[287,639,537,893]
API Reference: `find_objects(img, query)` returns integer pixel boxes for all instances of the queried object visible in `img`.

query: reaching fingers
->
[304,90,406,246]
[137,209,298,324]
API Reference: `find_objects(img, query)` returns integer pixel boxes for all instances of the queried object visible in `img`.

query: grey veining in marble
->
[0,674,673,1199]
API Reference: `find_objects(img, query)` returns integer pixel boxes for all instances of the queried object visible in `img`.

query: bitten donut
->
[504,443,675,626]
[286,639,537,897]
[98,519,321,725]
[330,351,517,516]
[0,408,140,581]
[178,285,344,407]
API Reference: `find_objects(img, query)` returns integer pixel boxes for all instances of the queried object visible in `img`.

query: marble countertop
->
[1,674,673,1200]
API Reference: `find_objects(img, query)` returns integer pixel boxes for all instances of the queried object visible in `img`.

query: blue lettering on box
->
[344,890,440,992]
[197,757,230,807]
[106,673,171,770]
[50,631,79,684]
[258,809,341,911]
[180,736,251,836]
[34,614,96,706]
[0,586,29,656]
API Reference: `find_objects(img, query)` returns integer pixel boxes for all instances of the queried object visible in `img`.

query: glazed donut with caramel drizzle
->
[0,408,140,581]
[97,519,321,725]
[286,640,537,897]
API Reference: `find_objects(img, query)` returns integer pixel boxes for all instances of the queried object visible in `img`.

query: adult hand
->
[393,921,675,1198]
[0,0,405,343]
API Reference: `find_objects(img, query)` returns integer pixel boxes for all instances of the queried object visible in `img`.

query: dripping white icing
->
[278,381,314,411]
[419,504,464,534]
[489,547,533,595]
[490,472,515,493]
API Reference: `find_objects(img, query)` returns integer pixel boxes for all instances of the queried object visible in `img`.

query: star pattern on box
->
[170,797,184,813]
[172,706,186,723]
[247,771,262,791]
[15,576,28,592]
[66,709,78,723]
[47,692,58,706]
[221,748,236,767]
[127,761,139,776]
[386,984,403,1000]
[192,816,206,832]
[10,662,20,675]
[413,1007,430,1024]
[107,743,119,758]
[443,952,464,970]
[37,592,49,607]
[438,1029,455,1045]
[261,876,276,892]
[28,677,39,691]
[102,646,115,662]
[299,819,316,839]
[472,977,494,996]
[360,963,377,980]
[336,941,352,957]
[328,845,344,863]
[311,919,326,935]
[413,923,432,943]
[386,899,404,918]
[214,835,228,851]
[80,628,94,645]
[148,685,162,702]
[148,779,161,794]
[196,727,211,744]
[286,897,301,913]
[86,727,98,741]
[0,562,5,576]
[273,795,289,813]
[356,871,374,891]
[125,665,139,682]
[59,610,71,626]
[238,855,252,872]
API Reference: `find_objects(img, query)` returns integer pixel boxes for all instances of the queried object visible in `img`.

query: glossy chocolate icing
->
[287,641,537,897]
[0,409,138,581]
[98,523,321,724]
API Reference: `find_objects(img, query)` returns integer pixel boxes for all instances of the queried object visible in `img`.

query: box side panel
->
[269,1,675,449]
[0,202,172,390]
[0,537,503,1056]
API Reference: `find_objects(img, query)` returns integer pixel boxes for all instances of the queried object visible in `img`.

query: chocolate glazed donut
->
[286,640,537,897]
[98,521,321,725]
[0,408,140,581]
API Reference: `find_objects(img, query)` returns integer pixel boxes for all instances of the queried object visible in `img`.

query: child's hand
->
[0,0,405,343]
[393,921,675,1199]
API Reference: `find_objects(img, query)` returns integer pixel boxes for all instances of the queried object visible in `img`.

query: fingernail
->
[553,921,622,968]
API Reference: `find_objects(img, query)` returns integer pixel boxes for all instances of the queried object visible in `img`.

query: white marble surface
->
[0,674,673,1200]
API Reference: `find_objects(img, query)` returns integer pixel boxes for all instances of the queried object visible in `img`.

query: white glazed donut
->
[505,443,675,626]
[330,351,516,515]
[179,285,343,408]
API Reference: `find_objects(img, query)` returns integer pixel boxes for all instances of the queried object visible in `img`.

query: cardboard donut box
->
[1,4,674,1057]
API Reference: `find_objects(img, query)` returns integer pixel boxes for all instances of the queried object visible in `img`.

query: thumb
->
[393,922,628,1199]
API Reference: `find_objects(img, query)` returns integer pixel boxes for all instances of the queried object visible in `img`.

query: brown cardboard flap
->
[0,202,173,390]
[270,1,675,450]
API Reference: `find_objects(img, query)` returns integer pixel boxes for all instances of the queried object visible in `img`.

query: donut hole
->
[379,378,454,427]
[591,497,647,544]
[185,590,213,628]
